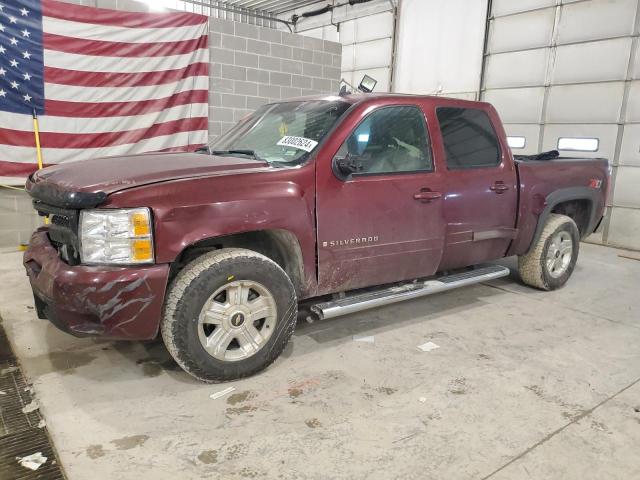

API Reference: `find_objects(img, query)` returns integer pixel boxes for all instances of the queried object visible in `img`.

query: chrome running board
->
[311,264,510,320]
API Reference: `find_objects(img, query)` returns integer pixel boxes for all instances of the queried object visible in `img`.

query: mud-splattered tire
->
[161,248,297,383]
[518,214,580,291]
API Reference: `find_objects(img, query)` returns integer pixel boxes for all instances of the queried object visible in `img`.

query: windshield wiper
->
[195,145,209,153]
[210,149,266,161]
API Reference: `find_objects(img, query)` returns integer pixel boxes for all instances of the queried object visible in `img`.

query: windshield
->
[207,100,351,165]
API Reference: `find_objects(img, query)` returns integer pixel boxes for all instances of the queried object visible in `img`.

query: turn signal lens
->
[132,239,153,262]
[132,212,150,236]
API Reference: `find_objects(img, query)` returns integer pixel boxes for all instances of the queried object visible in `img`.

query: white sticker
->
[277,136,318,152]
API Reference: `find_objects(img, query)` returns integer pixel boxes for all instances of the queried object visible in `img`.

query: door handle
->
[490,182,509,194]
[413,189,442,202]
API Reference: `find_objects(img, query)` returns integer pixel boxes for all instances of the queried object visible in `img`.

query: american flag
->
[0,0,208,177]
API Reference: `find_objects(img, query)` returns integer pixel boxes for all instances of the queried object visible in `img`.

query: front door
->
[315,104,446,294]
[434,105,518,269]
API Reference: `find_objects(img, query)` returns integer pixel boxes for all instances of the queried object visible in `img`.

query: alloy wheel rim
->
[197,280,277,362]
[546,231,573,278]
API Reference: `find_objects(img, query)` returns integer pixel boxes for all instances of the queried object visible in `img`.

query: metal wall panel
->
[556,0,637,45]
[545,82,625,123]
[606,207,640,247]
[340,11,393,44]
[542,124,619,159]
[552,38,632,84]
[613,166,640,207]
[488,8,556,53]
[626,80,640,122]
[394,0,488,95]
[485,49,549,88]
[502,123,542,155]
[619,124,640,166]
[492,0,556,17]
[481,0,640,249]
[484,87,545,123]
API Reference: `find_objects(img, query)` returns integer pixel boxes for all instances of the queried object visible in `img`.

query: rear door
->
[315,102,446,294]
[433,104,518,269]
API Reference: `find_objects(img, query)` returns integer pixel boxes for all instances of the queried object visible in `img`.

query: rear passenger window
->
[436,107,500,169]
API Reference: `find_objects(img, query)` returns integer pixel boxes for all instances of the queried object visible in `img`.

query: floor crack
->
[480,375,640,480]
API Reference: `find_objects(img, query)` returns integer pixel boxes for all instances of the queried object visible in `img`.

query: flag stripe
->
[1,132,207,165]
[1,117,208,148]
[0,103,208,134]
[44,90,208,118]
[43,63,209,88]
[42,16,207,43]
[45,75,209,103]
[43,0,208,28]
[44,48,208,73]
[43,32,209,58]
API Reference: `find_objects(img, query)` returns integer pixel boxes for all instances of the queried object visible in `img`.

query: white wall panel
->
[542,124,619,159]
[552,38,632,84]
[488,8,556,53]
[619,124,640,166]
[394,0,488,94]
[626,80,640,122]
[613,166,640,207]
[556,0,637,44]
[440,92,478,100]
[545,82,625,123]
[492,0,556,17]
[485,49,549,88]
[607,207,640,248]
[484,87,545,123]
[502,124,542,155]
[633,42,640,79]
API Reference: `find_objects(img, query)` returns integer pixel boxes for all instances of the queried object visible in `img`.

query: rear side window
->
[436,107,500,169]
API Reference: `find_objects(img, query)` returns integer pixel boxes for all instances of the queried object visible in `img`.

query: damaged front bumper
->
[24,229,169,340]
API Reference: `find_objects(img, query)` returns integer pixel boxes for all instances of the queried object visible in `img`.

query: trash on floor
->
[37,419,47,428]
[0,390,6,395]
[353,335,375,343]
[209,386,235,400]
[16,452,47,471]
[417,341,440,352]
[21,400,39,414]
[419,397,427,403]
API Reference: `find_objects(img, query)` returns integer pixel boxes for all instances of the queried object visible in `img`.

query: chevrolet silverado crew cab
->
[24,94,609,382]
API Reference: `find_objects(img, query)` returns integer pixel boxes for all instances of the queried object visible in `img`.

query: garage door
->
[481,0,640,250]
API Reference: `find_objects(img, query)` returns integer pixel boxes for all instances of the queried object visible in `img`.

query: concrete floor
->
[1,243,639,480]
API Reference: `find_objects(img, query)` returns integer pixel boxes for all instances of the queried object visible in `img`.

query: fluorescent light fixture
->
[507,136,526,149]
[357,133,370,142]
[557,137,599,152]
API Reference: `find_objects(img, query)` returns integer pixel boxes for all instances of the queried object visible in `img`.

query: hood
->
[27,151,270,207]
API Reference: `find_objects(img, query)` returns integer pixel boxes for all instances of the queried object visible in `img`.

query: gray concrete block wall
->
[209,18,342,141]
[0,189,43,247]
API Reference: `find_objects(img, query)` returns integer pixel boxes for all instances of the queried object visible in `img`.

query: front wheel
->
[518,214,580,291]
[161,248,297,382]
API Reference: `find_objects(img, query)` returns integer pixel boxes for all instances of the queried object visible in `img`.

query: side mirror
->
[333,153,362,178]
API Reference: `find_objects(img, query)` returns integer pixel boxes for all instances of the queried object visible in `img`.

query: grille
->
[33,202,81,265]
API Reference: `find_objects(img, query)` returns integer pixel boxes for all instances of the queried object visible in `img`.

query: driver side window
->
[336,106,433,175]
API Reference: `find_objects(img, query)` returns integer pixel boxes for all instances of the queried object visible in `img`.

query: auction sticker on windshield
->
[277,136,318,152]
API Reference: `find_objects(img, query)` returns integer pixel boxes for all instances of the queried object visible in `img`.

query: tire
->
[518,213,580,291]
[161,248,297,383]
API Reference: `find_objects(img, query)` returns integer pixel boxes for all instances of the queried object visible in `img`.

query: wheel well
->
[171,230,305,295]
[551,199,592,236]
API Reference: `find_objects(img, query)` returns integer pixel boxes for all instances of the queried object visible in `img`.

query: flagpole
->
[32,108,49,225]
[32,109,44,170]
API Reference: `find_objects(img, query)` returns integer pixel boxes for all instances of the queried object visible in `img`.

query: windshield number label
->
[277,136,318,153]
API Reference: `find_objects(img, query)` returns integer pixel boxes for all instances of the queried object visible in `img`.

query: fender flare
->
[528,187,600,252]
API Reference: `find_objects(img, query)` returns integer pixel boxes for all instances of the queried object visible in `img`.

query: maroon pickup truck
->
[23,94,609,382]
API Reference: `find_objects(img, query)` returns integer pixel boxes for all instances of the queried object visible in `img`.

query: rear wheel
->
[161,248,297,382]
[518,214,580,291]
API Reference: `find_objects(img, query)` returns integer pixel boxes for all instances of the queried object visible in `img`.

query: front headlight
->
[79,208,154,265]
